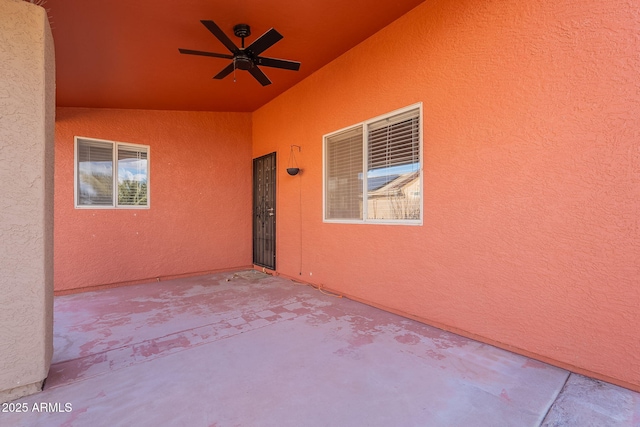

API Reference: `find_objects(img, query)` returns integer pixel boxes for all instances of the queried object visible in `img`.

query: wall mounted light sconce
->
[287,145,301,176]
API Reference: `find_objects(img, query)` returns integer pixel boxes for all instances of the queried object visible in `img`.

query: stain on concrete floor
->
[3,270,638,426]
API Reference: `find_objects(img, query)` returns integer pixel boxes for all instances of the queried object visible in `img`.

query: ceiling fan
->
[179,20,301,86]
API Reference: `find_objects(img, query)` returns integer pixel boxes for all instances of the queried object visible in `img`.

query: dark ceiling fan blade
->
[249,66,272,86]
[246,28,283,56]
[256,57,301,71]
[213,62,235,80]
[201,20,239,53]
[178,48,234,59]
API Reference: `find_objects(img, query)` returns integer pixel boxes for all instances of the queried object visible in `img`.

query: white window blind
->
[75,137,149,208]
[323,104,422,224]
[368,109,420,170]
[325,127,363,220]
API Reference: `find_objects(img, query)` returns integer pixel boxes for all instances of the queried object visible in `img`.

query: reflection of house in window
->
[368,171,420,220]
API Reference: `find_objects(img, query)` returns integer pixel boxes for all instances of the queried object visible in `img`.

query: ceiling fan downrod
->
[233,24,251,48]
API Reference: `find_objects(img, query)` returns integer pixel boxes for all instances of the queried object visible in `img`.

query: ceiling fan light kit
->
[179,20,301,86]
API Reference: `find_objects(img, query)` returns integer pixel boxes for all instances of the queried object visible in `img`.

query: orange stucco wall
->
[253,0,640,390]
[55,108,253,292]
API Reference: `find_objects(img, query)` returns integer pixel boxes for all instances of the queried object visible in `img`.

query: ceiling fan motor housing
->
[234,54,253,70]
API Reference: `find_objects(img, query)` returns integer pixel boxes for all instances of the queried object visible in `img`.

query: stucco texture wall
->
[253,0,640,390]
[54,108,253,292]
[0,0,55,402]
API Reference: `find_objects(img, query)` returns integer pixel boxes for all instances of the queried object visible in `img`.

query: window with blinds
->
[77,139,114,206]
[75,137,149,208]
[323,104,422,224]
[117,146,148,206]
[367,108,420,221]
[325,127,363,219]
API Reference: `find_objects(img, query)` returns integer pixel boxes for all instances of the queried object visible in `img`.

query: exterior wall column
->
[0,0,55,402]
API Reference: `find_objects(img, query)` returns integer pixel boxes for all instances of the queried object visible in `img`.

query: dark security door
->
[253,152,276,269]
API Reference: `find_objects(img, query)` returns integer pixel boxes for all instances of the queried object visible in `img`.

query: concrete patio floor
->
[3,270,639,426]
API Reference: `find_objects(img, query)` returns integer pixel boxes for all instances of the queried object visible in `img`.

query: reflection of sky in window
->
[118,159,148,183]
[368,163,419,178]
[79,161,112,177]
[358,163,421,192]
[359,163,419,180]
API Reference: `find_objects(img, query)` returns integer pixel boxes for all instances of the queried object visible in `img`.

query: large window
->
[75,137,149,208]
[323,104,422,224]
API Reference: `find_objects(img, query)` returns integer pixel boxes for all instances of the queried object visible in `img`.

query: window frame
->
[74,136,150,209]
[322,103,423,225]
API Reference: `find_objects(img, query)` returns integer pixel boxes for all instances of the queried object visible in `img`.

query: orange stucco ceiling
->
[46,0,425,112]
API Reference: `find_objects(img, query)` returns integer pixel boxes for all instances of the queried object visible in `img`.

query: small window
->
[75,137,149,208]
[323,104,422,224]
